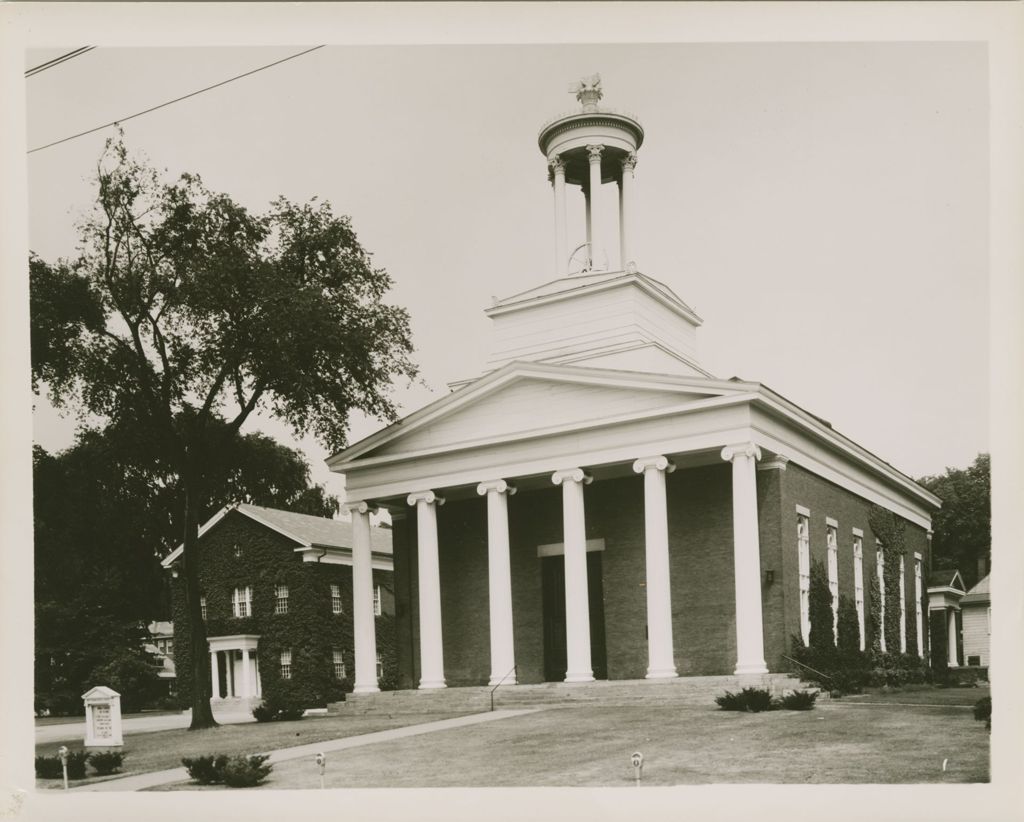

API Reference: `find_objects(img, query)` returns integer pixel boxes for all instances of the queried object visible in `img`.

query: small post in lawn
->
[315,752,326,789]
[57,745,69,791]
[631,751,644,787]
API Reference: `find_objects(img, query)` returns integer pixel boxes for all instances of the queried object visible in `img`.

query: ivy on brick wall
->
[867,559,882,652]
[868,506,907,655]
[171,512,396,709]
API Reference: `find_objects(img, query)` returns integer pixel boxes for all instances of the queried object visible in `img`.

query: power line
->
[26,46,96,77]
[28,45,325,155]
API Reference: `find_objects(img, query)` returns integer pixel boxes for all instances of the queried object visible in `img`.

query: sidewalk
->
[71,709,539,791]
[36,709,255,744]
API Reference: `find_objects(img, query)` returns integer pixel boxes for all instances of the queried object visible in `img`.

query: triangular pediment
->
[330,361,753,466]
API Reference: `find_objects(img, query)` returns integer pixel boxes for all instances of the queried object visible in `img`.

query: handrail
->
[781,654,835,687]
[489,664,518,712]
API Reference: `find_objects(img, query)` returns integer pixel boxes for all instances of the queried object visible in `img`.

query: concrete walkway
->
[36,709,255,744]
[72,708,540,792]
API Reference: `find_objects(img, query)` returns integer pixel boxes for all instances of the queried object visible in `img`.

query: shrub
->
[808,560,835,653]
[252,693,305,722]
[715,687,778,713]
[780,690,818,710]
[252,703,276,723]
[182,754,229,785]
[836,595,861,654]
[88,750,125,775]
[35,756,63,780]
[222,754,273,788]
[66,751,89,779]
[973,696,991,730]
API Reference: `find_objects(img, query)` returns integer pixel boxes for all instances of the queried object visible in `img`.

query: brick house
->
[161,503,395,711]
[325,79,941,693]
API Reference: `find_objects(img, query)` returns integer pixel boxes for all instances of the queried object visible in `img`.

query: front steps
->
[331,673,807,715]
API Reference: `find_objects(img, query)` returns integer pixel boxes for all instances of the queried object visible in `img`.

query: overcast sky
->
[26,42,989,497]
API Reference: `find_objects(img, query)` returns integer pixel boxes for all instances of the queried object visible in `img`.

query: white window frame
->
[796,508,811,645]
[898,555,907,653]
[853,530,865,651]
[280,649,292,680]
[373,584,382,617]
[332,648,346,680]
[826,519,839,643]
[200,595,208,622]
[274,584,289,616]
[914,553,924,657]
[876,542,886,652]
[231,585,252,618]
[376,651,384,679]
[331,584,343,615]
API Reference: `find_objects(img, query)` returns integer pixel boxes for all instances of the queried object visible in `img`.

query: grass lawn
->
[34,712,469,788]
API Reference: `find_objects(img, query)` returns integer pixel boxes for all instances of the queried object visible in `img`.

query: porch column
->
[240,648,252,699]
[552,468,594,683]
[947,608,959,667]
[345,501,381,694]
[225,653,234,698]
[633,456,678,679]
[408,490,447,689]
[210,650,221,700]
[478,480,517,686]
[721,443,768,675]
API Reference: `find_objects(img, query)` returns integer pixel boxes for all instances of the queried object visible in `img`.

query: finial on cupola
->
[569,73,603,112]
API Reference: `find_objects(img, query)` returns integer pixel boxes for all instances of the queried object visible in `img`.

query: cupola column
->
[619,152,637,269]
[552,468,594,683]
[586,145,603,268]
[407,490,447,689]
[549,156,568,277]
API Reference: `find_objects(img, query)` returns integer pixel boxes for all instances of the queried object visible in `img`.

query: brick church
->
[328,76,940,694]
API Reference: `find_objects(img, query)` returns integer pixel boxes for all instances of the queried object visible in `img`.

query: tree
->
[31,136,416,728]
[918,454,990,590]
[33,426,341,714]
[836,594,861,655]
[807,559,835,653]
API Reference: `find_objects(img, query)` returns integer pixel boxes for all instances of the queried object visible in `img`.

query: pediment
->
[332,362,750,465]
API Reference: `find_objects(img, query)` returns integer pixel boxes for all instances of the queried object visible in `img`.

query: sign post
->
[315,752,326,789]
[630,751,644,787]
[57,746,69,791]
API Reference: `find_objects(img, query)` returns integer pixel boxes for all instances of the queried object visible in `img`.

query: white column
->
[633,456,678,679]
[947,609,959,667]
[210,650,221,700]
[408,490,446,689]
[552,468,594,683]
[477,480,517,686]
[721,443,768,675]
[619,152,637,269]
[586,145,603,267]
[345,501,381,694]
[225,652,234,698]
[550,155,568,277]
[240,648,252,699]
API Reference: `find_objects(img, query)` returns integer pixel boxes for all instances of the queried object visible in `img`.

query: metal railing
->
[781,654,836,689]
[489,664,518,712]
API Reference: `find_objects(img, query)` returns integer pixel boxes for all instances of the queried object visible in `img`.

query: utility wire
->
[28,45,325,155]
[25,46,96,77]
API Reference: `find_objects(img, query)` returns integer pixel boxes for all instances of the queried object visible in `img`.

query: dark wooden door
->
[542,553,607,681]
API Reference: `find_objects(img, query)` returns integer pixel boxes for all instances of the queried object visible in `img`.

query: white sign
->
[82,686,124,747]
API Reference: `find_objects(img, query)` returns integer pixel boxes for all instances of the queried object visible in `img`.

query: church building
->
[327,77,941,695]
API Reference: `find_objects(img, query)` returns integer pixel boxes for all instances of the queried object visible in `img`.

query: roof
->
[962,573,990,605]
[161,503,392,568]
[927,568,966,592]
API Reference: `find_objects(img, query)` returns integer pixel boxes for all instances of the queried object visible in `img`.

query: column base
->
[418,679,447,690]
[733,662,769,676]
[645,668,679,680]
[488,676,518,687]
[563,672,595,683]
[352,684,381,694]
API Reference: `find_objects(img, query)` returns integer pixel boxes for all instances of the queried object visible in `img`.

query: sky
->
[25,41,989,500]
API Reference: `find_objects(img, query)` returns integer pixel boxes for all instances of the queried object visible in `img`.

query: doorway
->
[541,552,607,681]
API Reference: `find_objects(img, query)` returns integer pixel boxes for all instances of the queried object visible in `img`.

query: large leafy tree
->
[31,137,416,728]
[34,425,341,714]
[917,454,990,590]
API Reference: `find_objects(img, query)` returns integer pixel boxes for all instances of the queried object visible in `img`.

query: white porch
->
[208,634,262,708]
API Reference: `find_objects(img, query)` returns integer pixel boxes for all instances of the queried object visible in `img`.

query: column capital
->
[407,490,445,507]
[621,151,638,172]
[477,479,517,497]
[548,154,566,174]
[552,468,593,486]
[721,442,762,463]
[586,144,603,164]
[632,455,676,475]
[342,500,379,516]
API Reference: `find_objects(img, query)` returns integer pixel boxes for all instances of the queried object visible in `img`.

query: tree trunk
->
[182,469,218,730]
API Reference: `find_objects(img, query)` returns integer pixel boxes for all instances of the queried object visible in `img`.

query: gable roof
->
[160,503,391,568]
[962,573,990,604]
[927,568,966,593]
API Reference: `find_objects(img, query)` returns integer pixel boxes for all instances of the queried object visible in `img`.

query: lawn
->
[35,712,470,788]
[154,696,989,789]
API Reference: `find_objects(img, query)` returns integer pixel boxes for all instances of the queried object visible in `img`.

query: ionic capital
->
[632,456,676,475]
[552,468,593,487]
[407,490,445,507]
[720,442,762,463]
[342,500,379,516]
[586,144,603,164]
[621,152,638,172]
[477,479,517,497]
